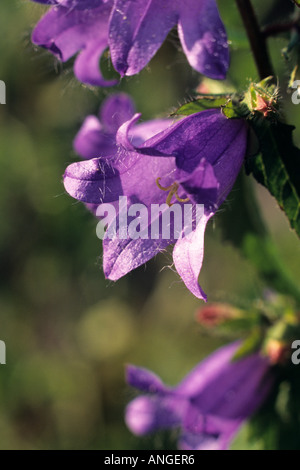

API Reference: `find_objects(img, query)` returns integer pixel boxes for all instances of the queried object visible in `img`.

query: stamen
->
[155,177,174,192]
[156,177,190,207]
[175,194,190,203]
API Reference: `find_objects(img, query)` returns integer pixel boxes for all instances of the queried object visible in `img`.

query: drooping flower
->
[31,0,229,86]
[64,107,247,300]
[74,92,171,159]
[125,341,275,450]
[31,0,116,87]
[73,91,172,214]
[108,0,229,79]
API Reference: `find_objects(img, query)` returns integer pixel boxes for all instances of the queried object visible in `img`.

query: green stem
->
[235,0,275,80]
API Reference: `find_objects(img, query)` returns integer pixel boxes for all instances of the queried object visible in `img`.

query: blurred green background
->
[0,0,299,449]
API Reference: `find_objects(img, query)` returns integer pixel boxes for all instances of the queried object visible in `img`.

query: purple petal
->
[32,7,87,61]
[32,0,57,4]
[143,110,239,169]
[64,158,124,204]
[172,212,212,301]
[175,341,241,395]
[58,0,105,8]
[116,114,142,151]
[74,38,118,87]
[124,342,274,449]
[179,417,241,450]
[178,0,229,79]
[103,231,173,281]
[34,1,105,7]
[183,352,273,420]
[143,109,247,205]
[73,94,171,159]
[210,120,248,206]
[177,158,219,208]
[126,365,168,394]
[64,149,176,206]
[100,93,136,134]
[130,119,172,147]
[32,2,116,86]
[125,395,183,436]
[73,116,115,159]
[109,0,177,76]
[116,113,173,150]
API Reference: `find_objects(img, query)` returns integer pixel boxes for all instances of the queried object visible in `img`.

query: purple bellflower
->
[31,0,116,87]
[125,341,275,450]
[64,107,247,300]
[31,0,229,85]
[74,92,171,159]
[72,91,171,214]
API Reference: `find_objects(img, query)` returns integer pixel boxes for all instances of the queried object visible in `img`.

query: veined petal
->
[64,158,124,204]
[109,0,177,76]
[173,212,213,301]
[143,109,247,205]
[64,151,176,205]
[142,109,244,172]
[103,231,173,281]
[178,0,229,79]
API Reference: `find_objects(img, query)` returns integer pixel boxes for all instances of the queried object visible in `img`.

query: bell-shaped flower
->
[74,92,171,159]
[125,341,275,450]
[31,0,116,86]
[109,0,229,79]
[64,107,247,300]
[31,0,229,85]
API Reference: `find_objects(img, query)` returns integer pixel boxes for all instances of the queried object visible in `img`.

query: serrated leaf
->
[246,117,300,238]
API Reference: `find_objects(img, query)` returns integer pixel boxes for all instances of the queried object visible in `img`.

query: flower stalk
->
[235,0,274,80]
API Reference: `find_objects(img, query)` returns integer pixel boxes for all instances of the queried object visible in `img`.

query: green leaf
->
[174,95,230,116]
[246,117,300,238]
[232,327,263,361]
